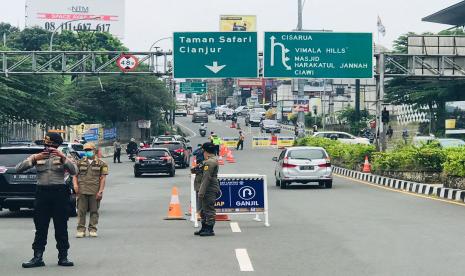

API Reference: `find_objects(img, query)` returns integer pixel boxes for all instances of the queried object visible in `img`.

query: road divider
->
[190,174,270,227]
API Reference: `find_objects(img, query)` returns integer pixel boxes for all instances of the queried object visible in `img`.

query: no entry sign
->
[117,54,139,72]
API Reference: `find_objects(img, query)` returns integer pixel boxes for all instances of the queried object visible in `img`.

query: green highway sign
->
[179,82,208,94]
[263,32,373,79]
[173,32,258,79]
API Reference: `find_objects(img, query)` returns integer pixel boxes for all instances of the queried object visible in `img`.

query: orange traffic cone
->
[215,214,231,221]
[226,151,236,163]
[220,145,227,157]
[164,187,186,220]
[218,156,225,165]
[362,155,371,173]
[191,156,197,168]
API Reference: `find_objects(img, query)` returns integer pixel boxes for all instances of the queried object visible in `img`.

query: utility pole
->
[297,0,305,127]
[355,79,361,121]
[376,53,386,151]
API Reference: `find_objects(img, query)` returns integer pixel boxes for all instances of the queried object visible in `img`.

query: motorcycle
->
[127,149,137,162]
[199,128,207,137]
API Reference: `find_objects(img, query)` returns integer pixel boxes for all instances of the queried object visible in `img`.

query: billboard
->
[25,0,125,38]
[220,15,257,32]
[445,101,465,134]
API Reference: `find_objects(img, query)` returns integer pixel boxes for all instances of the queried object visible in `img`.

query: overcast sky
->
[0,0,460,51]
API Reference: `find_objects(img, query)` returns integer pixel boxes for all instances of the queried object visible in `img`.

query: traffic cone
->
[362,155,371,173]
[230,121,236,128]
[218,156,225,165]
[191,156,197,168]
[164,187,186,220]
[226,151,236,163]
[215,214,231,221]
[220,145,227,157]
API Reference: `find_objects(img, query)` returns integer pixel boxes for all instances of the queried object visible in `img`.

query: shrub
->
[443,147,465,177]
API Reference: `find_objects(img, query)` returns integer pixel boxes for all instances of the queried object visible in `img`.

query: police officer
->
[211,134,221,156]
[17,132,77,268]
[74,143,108,238]
[196,142,220,237]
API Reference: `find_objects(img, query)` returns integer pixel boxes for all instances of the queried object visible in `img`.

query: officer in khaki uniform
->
[73,143,108,238]
[196,142,220,237]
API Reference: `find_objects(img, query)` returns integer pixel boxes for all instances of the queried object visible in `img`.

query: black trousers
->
[32,186,70,252]
[114,149,121,163]
[236,140,244,150]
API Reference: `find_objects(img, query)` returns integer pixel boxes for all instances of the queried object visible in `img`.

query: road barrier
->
[277,137,295,148]
[222,137,239,148]
[252,136,272,148]
[190,174,270,227]
[252,136,295,149]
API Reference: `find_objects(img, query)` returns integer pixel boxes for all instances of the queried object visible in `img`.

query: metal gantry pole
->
[376,53,386,151]
[297,0,305,128]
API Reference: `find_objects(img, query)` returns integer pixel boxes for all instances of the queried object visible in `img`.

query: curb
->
[333,166,465,202]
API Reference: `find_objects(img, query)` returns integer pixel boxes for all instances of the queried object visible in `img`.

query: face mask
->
[85,151,94,158]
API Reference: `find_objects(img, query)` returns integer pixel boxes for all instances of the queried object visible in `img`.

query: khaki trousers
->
[77,194,100,232]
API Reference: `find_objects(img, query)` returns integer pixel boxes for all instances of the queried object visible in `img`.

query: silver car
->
[273,147,332,189]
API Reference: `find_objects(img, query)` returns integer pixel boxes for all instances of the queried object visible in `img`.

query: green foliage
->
[442,147,465,177]
[336,107,373,135]
[296,137,376,169]
[371,142,446,172]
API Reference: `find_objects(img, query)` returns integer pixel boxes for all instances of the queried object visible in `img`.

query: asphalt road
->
[2,115,465,275]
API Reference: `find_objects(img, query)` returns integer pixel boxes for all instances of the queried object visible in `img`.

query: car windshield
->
[138,150,168,158]
[155,137,175,142]
[195,112,207,115]
[153,143,182,150]
[0,150,42,167]
[287,149,326,160]
[253,108,266,113]
[439,139,465,148]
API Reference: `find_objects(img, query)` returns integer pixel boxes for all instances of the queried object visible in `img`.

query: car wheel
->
[134,170,142,177]
[280,181,287,189]
[326,180,333,189]
[275,178,281,187]
[169,168,175,177]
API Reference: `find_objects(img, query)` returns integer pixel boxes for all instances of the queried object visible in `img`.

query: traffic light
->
[382,109,390,124]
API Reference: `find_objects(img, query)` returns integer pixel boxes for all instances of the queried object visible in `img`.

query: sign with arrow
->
[179,82,208,94]
[173,32,258,78]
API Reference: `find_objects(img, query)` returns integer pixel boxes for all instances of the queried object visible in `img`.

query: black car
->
[0,146,76,215]
[192,111,209,123]
[152,141,191,168]
[134,148,176,177]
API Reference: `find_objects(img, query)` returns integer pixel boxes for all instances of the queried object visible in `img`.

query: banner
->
[84,128,99,141]
[26,0,125,38]
[252,137,272,148]
[222,137,239,148]
[220,15,257,32]
[103,128,117,140]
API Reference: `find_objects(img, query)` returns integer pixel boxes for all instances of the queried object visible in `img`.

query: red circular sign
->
[116,54,139,72]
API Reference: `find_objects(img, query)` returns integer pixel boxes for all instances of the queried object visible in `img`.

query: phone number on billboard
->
[44,22,111,32]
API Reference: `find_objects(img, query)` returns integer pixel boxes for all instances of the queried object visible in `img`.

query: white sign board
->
[26,0,125,38]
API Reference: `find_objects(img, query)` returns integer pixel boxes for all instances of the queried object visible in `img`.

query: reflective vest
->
[212,136,221,145]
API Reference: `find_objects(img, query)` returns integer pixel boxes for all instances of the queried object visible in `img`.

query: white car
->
[235,106,250,116]
[273,147,332,189]
[312,131,370,145]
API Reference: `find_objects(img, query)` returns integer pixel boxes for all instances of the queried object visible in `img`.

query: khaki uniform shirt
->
[199,156,220,196]
[193,161,204,192]
[16,155,77,185]
[76,157,109,195]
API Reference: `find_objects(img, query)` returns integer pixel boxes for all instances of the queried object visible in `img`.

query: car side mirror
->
[272,157,278,162]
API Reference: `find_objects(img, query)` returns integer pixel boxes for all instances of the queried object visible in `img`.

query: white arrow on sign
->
[205,61,226,74]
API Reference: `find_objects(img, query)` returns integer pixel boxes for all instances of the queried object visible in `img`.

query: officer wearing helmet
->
[73,143,108,238]
[195,142,220,237]
[16,132,77,268]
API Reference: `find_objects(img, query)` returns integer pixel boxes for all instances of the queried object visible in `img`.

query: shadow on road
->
[0,210,34,218]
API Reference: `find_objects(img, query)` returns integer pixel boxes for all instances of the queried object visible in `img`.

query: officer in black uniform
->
[16,132,77,268]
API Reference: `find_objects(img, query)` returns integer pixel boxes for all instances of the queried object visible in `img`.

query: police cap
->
[44,132,63,147]
[202,142,216,154]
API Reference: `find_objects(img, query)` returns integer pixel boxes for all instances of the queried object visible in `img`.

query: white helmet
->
[139,142,144,147]
[130,138,135,142]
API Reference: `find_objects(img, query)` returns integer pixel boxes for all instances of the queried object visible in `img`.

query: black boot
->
[194,223,206,236]
[58,250,74,267]
[22,250,45,268]
[199,225,215,237]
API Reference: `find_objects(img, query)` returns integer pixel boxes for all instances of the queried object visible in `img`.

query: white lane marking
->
[235,249,254,272]
[230,222,241,233]
[175,121,197,138]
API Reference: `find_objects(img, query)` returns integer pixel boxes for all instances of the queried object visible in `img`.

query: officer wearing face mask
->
[73,143,108,238]
[16,132,77,268]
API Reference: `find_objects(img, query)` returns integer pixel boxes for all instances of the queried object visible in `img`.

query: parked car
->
[152,141,191,168]
[192,111,209,123]
[412,136,465,148]
[235,106,250,116]
[312,131,370,145]
[245,112,262,127]
[0,146,76,214]
[134,148,176,177]
[260,119,281,133]
[273,147,332,189]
